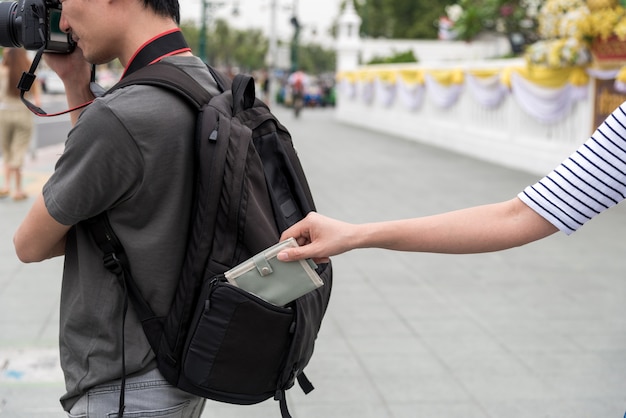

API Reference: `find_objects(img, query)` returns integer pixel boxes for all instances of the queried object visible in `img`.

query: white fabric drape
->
[360,80,375,105]
[375,78,396,107]
[424,74,463,109]
[339,78,357,100]
[337,65,600,124]
[509,71,583,124]
[465,73,508,109]
[586,67,626,93]
[397,78,425,111]
[585,67,619,80]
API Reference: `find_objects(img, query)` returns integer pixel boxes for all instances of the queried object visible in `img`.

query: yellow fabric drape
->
[336,71,357,83]
[398,69,425,85]
[511,65,590,88]
[338,63,591,91]
[355,70,376,83]
[467,68,502,79]
[425,68,464,86]
[374,70,398,84]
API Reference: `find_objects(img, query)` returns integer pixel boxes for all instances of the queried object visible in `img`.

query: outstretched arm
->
[278,197,558,263]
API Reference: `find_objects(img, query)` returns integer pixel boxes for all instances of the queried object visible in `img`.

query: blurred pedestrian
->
[260,68,270,105]
[288,69,306,118]
[0,48,40,201]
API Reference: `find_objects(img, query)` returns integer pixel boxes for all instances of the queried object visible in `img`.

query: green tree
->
[452,0,539,50]
[351,0,456,39]
[297,43,337,74]
[357,0,393,38]
[208,19,236,67]
[183,18,335,74]
[180,21,201,52]
[366,49,417,64]
[392,0,455,38]
[183,19,266,70]
[232,29,268,72]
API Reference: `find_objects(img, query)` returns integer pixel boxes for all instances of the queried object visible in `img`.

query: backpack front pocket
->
[182,278,294,403]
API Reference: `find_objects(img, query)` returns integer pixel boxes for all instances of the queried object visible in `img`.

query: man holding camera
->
[13,1,215,416]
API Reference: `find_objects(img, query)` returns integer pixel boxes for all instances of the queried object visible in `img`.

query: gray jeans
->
[67,368,206,418]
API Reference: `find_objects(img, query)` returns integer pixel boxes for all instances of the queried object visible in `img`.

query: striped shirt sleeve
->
[518,102,626,235]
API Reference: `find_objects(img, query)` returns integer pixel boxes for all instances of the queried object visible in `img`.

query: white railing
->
[334,60,595,176]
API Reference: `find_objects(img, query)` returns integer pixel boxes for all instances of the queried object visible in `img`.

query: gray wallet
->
[224,238,324,306]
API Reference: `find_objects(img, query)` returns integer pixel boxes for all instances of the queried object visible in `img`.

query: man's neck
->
[119,20,181,68]
[122,28,193,78]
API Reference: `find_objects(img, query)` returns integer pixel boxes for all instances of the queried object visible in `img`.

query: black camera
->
[0,0,74,53]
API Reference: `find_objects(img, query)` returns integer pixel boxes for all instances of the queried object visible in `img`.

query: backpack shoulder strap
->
[108,62,253,116]
[231,73,257,113]
[84,213,157,326]
[89,61,221,325]
[107,61,214,108]
[206,65,232,93]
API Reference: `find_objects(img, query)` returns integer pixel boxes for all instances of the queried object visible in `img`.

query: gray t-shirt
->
[43,56,220,410]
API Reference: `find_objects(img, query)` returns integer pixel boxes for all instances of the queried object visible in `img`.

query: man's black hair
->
[143,0,180,24]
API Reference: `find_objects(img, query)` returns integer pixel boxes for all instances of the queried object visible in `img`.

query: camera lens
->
[0,2,21,48]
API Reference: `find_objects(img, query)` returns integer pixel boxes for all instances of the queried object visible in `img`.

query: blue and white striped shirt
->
[518,103,626,235]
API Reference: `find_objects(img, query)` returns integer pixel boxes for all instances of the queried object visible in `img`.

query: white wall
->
[359,34,512,65]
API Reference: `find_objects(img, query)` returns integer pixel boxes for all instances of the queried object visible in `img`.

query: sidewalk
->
[1,106,626,417]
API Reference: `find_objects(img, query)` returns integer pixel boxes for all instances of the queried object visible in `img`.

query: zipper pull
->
[205,276,223,311]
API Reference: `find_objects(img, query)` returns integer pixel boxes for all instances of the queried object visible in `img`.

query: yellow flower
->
[580,6,626,40]
[538,0,588,39]
[547,39,563,66]
[577,15,594,37]
[615,19,626,40]
[587,0,617,11]
[524,38,590,68]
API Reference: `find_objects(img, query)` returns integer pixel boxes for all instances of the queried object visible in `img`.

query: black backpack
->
[86,61,333,417]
